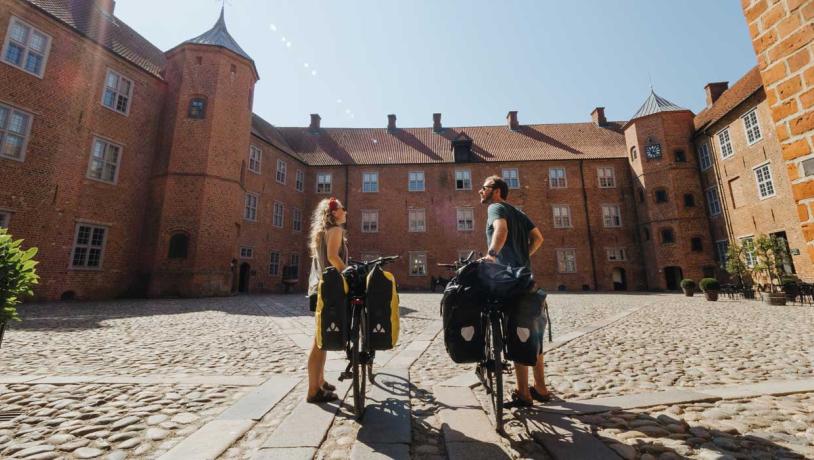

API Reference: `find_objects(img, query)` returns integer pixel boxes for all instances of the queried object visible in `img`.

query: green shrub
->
[1,228,39,324]
[699,278,720,292]
[680,279,695,289]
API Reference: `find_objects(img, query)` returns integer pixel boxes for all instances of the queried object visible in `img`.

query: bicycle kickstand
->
[338,361,353,381]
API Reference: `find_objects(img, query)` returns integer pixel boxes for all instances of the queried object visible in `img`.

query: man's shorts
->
[534,290,548,354]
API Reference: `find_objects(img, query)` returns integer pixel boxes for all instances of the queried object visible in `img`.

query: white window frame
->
[0,211,10,228]
[316,172,332,193]
[0,103,33,162]
[753,162,776,200]
[706,186,722,216]
[742,109,762,145]
[502,168,520,189]
[248,145,262,174]
[2,16,51,78]
[86,137,122,184]
[717,127,733,159]
[408,208,426,232]
[272,201,284,228]
[408,171,425,192]
[556,248,577,274]
[362,171,379,193]
[597,167,615,188]
[549,167,567,188]
[601,204,622,228]
[101,69,133,116]
[456,207,474,231]
[269,251,280,276]
[361,210,379,233]
[295,169,305,192]
[240,247,254,259]
[606,247,627,262]
[740,236,757,267]
[408,251,428,276]
[70,223,108,270]
[276,159,287,184]
[454,169,472,190]
[292,207,302,232]
[698,142,711,171]
[244,193,258,222]
[552,205,572,228]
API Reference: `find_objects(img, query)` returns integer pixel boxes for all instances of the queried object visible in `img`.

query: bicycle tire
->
[491,315,504,431]
[352,309,367,420]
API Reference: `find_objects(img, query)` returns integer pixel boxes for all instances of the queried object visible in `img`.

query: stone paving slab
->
[446,441,512,460]
[435,386,502,445]
[524,411,621,460]
[569,389,718,412]
[0,375,44,383]
[350,442,410,460]
[27,375,101,384]
[158,419,254,460]
[355,368,411,445]
[217,376,301,421]
[252,447,317,460]
[699,377,814,400]
[41,375,267,386]
[438,372,479,388]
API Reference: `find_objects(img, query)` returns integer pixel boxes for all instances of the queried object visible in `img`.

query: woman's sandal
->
[321,381,336,392]
[530,387,553,402]
[504,390,533,408]
[306,388,337,404]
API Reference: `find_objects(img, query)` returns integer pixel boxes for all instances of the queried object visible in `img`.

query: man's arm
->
[485,218,508,262]
[528,227,543,257]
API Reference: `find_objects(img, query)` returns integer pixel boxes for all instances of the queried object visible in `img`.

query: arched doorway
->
[238,263,251,293]
[664,266,683,291]
[612,268,627,291]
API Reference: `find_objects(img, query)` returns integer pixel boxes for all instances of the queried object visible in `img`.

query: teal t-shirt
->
[486,202,536,270]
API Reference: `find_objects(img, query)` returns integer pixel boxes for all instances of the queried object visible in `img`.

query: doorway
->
[612,267,627,291]
[239,263,251,293]
[770,231,796,275]
[664,266,683,291]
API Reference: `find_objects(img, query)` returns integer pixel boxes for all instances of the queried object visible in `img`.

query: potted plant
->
[0,228,39,348]
[781,275,800,302]
[753,234,788,306]
[699,278,720,301]
[680,279,696,296]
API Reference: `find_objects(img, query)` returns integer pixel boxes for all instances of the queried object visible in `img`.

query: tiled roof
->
[274,121,627,166]
[693,66,763,132]
[183,8,253,64]
[629,90,688,121]
[25,0,166,78]
[251,114,306,164]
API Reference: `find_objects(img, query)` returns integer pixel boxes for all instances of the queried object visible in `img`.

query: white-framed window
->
[409,251,427,276]
[0,103,33,161]
[606,247,627,261]
[70,223,107,269]
[292,207,302,232]
[362,172,379,193]
[549,167,567,188]
[2,16,51,78]
[316,172,332,193]
[597,167,615,188]
[601,205,622,228]
[244,193,258,221]
[240,247,253,259]
[742,109,762,145]
[409,208,426,232]
[753,162,775,199]
[408,171,425,192]
[698,143,711,171]
[552,205,571,228]
[86,137,122,184]
[717,128,733,159]
[295,170,305,192]
[248,146,261,174]
[706,186,722,216]
[715,240,729,267]
[101,69,133,115]
[276,159,287,184]
[0,211,10,228]
[362,210,379,233]
[741,236,757,267]
[455,170,471,190]
[273,201,284,228]
[556,248,577,273]
[456,207,474,231]
[269,251,280,275]
[502,168,520,188]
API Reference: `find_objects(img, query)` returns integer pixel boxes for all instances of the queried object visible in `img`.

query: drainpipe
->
[579,160,599,290]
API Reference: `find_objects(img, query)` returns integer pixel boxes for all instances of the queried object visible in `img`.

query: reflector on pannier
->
[441,282,486,363]
[366,264,399,350]
[316,267,349,351]
[504,290,544,366]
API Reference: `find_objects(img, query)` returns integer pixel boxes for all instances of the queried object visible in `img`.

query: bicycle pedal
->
[338,371,352,381]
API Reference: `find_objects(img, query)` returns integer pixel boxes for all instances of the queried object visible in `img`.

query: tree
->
[752,234,788,294]
[724,241,750,287]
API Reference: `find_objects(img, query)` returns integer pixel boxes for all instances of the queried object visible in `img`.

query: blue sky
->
[116,0,757,128]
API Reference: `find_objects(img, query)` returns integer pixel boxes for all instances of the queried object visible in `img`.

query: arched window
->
[674,149,686,162]
[661,228,675,244]
[168,233,189,259]
[188,97,206,119]
[684,193,695,207]
[630,146,638,161]
[655,188,668,203]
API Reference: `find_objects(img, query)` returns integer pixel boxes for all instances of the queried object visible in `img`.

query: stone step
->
[523,411,621,460]
[434,385,511,460]
[352,368,411,457]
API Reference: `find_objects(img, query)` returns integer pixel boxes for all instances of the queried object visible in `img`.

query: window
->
[753,163,775,199]
[601,205,622,228]
[684,194,695,207]
[715,240,729,267]
[409,208,426,232]
[456,208,474,231]
[408,171,425,191]
[698,143,711,171]
[288,254,300,277]
[248,146,261,174]
[630,146,638,161]
[597,167,615,188]
[642,227,650,241]
[661,228,675,244]
[552,205,571,228]
[606,247,627,261]
[240,247,253,259]
[70,224,107,269]
[362,172,379,193]
[292,208,302,232]
[409,252,428,276]
[2,17,51,77]
[0,103,32,161]
[0,211,10,228]
[86,138,122,184]
[269,251,280,275]
[502,168,520,188]
[741,237,757,267]
[717,128,733,159]
[556,249,577,273]
[316,172,332,193]
[295,170,305,192]
[273,201,284,228]
[276,159,287,183]
[674,150,686,162]
[102,69,133,115]
[638,189,645,203]
[549,168,567,188]
[362,210,379,233]
[455,170,471,190]
[655,189,668,203]
[742,109,762,145]
[188,98,206,119]
[244,193,258,221]
[691,237,703,252]
[706,187,722,216]
[168,233,188,259]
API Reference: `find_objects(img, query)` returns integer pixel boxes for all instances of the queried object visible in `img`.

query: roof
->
[693,66,763,132]
[629,90,688,121]
[183,7,256,75]
[273,121,628,166]
[250,114,306,164]
[25,0,166,78]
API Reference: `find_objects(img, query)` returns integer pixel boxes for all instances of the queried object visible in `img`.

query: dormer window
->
[452,133,474,163]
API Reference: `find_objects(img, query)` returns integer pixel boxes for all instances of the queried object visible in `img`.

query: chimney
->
[591,107,607,127]
[95,0,116,15]
[433,113,442,133]
[309,113,321,133]
[507,111,519,130]
[704,82,729,106]
[387,114,397,132]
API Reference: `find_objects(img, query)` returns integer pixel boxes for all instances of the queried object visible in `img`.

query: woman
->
[306,197,348,403]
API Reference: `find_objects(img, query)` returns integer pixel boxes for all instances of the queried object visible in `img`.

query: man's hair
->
[486,175,509,199]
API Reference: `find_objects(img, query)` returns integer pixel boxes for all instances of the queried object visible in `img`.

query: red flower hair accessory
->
[328,197,338,211]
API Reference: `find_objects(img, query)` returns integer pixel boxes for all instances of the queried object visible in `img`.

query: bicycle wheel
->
[490,315,504,431]
[352,310,367,420]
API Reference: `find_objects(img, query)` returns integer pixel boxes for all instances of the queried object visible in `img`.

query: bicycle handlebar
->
[348,255,400,267]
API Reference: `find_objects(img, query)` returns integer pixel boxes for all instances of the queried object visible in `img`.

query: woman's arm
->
[325,227,346,271]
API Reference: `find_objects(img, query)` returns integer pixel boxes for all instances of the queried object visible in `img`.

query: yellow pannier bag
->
[366,264,399,350]
[316,267,349,351]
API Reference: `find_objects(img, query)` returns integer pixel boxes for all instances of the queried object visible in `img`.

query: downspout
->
[579,160,599,290]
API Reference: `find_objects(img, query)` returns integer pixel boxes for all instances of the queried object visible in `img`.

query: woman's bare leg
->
[307,338,326,398]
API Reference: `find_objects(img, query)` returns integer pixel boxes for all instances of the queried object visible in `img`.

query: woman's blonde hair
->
[309,197,345,258]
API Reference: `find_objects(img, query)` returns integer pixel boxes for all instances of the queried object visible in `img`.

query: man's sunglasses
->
[480,185,495,191]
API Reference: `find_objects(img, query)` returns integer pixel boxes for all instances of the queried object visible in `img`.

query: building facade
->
[0,0,810,300]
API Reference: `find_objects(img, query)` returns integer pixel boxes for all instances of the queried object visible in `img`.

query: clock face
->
[646,143,662,159]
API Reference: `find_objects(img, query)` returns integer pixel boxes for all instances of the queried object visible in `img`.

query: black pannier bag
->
[366,264,400,350]
[316,267,349,351]
[441,281,486,363]
[504,289,545,366]
[476,262,534,299]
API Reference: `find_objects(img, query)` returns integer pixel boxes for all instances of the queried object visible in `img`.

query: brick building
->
[0,0,809,300]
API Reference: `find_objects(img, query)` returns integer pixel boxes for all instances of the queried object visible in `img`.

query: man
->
[479,175,550,406]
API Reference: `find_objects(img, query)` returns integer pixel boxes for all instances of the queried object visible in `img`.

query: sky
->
[115,0,758,129]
